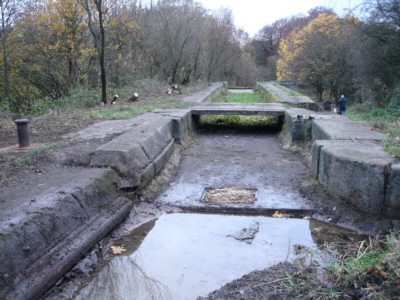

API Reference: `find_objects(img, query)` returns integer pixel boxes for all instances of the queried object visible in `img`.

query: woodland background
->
[0,0,399,112]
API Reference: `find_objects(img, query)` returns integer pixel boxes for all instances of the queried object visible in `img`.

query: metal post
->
[14,119,30,148]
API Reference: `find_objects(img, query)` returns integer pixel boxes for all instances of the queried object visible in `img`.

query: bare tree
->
[80,0,114,104]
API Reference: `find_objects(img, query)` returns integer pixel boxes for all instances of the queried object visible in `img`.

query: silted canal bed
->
[74,214,361,300]
[68,129,347,300]
[47,128,369,299]
[155,130,314,214]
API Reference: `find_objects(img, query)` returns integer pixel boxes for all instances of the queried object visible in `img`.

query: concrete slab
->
[314,140,393,214]
[191,103,285,116]
[312,118,386,141]
[181,83,225,103]
[90,113,174,187]
[63,116,149,141]
[386,163,400,218]
[0,167,131,300]
[257,82,321,111]
[153,109,192,142]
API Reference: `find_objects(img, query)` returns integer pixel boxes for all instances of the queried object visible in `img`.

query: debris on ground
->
[226,222,260,244]
[110,246,126,255]
[272,210,291,218]
[202,187,256,204]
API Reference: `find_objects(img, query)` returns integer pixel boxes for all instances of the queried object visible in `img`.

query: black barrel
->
[14,119,30,147]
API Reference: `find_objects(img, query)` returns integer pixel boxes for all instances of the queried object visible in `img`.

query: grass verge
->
[86,98,192,120]
[272,81,302,98]
[220,92,266,103]
[324,232,400,299]
[347,94,400,157]
[201,115,279,127]
[15,142,64,167]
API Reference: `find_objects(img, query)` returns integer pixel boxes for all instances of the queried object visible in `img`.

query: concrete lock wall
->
[0,169,132,300]
[256,82,321,111]
[282,106,399,218]
[255,82,274,102]
[1,83,226,300]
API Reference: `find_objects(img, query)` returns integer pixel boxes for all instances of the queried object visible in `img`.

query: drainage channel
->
[67,130,360,299]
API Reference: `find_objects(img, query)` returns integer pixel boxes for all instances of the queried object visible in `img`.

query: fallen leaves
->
[272,211,290,218]
[110,245,126,255]
[203,187,256,204]
[364,264,388,279]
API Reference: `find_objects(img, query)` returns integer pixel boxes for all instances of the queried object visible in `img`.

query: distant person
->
[338,95,346,115]
[323,99,332,111]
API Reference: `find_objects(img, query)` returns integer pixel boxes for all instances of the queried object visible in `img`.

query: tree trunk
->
[1,8,10,103]
[193,44,201,80]
[98,3,107,105]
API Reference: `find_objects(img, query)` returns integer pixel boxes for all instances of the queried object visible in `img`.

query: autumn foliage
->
[0,0,255,111]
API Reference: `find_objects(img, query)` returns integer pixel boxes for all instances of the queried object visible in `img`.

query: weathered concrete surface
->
[63,115,150,141]
[91,113,174,188]
[284,107,317,143]
[191,102,285,116]
[312,117,386,141]
[0,167,132,300]
[153,109,192,143]
[155,132,314,214]
[181,82,226,103]
[228,89,254,93]
[257,82,321,111]
[312,140,393,214]
[386,163,400,218]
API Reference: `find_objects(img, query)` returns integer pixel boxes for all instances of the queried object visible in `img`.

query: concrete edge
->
[7,197,132,300]
[256,82,321,111]
[202,82,228,103]
[283,110,314,143]
[181,82,227,103]
[279,93,398,219]
[386,163,400,218]
[140,139,175,188]
[255,82,273,102]
[311,140,325,179]
[0,168,127,299]
[314,140,394,215]
[170,205,314,217]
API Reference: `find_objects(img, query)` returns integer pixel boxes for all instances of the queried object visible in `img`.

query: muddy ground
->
[42,124,397,299]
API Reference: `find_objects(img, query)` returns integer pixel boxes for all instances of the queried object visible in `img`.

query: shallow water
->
[76,213,317,300]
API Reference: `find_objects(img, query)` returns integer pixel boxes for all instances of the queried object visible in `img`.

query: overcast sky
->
[197,0,364,37]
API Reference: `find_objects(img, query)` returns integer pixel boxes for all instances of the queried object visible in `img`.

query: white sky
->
[197,0,364,37]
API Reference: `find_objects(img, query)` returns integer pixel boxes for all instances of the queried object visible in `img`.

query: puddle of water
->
[75,213,318,300]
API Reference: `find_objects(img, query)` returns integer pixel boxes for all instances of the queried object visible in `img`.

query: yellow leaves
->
[272,211,290,218]
[276,13,359,83]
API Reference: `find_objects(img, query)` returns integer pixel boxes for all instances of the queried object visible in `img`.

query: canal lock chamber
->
[68,115,364,300]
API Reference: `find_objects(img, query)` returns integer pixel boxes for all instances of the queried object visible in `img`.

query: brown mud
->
[44,125,395,299]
